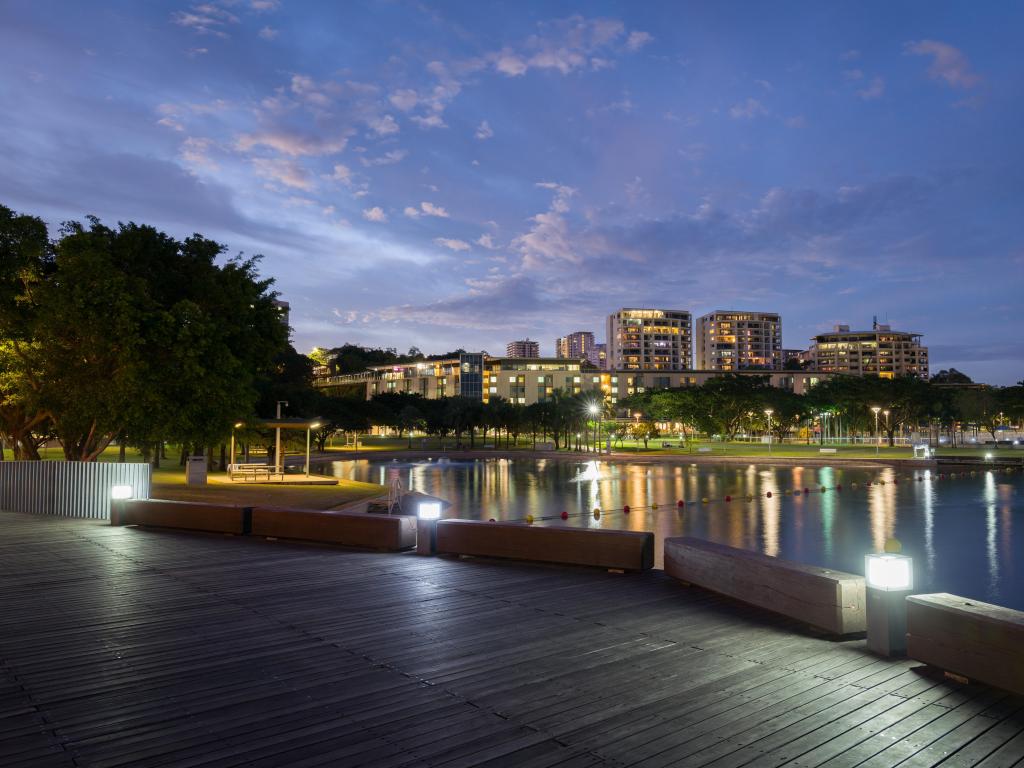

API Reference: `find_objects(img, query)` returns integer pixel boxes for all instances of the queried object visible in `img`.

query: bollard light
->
[865,549,914,657]
[417,501,442,520]
[111,485,133,500]
[864,553,913,592]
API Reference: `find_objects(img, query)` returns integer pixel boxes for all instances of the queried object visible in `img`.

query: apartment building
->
[606,309,692,371]
[505,339,540,358]
[555,331,606,368]
[696,311,782,371]
[323,352,827,405]
[810,323,929,379]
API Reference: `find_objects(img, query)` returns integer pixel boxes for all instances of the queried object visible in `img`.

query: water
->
[319,457,1023,610]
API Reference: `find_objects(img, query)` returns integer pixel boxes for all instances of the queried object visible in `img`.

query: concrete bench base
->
[113,499,251,534]
[251,508,416,551]
[907,593,1024,695]
[665,537,866,635]
[436,520,654,571]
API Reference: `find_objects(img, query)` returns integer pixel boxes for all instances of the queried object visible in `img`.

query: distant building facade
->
[810,323,929,379]
[505,339,540,358]
[696,311,782,371]
[606,308,692,371]
[555,331,604,367]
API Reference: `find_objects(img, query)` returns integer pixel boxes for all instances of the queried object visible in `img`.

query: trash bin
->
[186,456,208,486]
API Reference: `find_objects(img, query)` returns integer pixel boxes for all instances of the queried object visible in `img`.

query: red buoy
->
[836,484,842,491]
[803,488,809,494]
[677,499,685,508]
[766,491,772,498]
[725,495,732,502]
[560,511,568,520]
[893,479,899,485]
[623,505,630,514]
[489,518,496,522]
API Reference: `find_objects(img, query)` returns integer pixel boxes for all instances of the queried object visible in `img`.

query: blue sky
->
[1,1,1021,383]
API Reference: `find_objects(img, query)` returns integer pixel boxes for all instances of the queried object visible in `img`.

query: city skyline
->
[1,2,1022,383]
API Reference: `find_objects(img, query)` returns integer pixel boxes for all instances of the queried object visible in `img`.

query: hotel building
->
[506,339,540,359]
[606,309,692,371]
[316,352,827,405]
[809,324,929,379]
[696,311,782,371]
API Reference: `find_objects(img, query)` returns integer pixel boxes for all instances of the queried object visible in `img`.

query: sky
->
[1,1,1022,383]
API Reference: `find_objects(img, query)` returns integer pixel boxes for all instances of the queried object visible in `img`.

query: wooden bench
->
[664,537,866,635]
[907,593,1024,695]
[229,463,281,482]
[251,507,417,551]
[697,447,713,453]
[435,520,654,571]
[819,448,837,454]
[113,499,252,534]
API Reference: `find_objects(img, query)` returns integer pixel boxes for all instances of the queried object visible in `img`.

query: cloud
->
[475,120,494,140]
[494,50,528,76]
[434,237,471,251]
[514,182,580,268]
[389,89,419,111]
[411,114,446,129]
[904,40,982,89]
[359,149,408,167]
[784,115,806,128]
[236,130,348,157]
[755,79,773,91]
[405,201,449,218]
[362,206,387,222]
[858,76,885,101]
[367,114,399,136]
[843,68,863,81]
[329,164,352,183]
[729,98,767,119]
[251,157,313,190]
[250,0,279,9]
[586,94,633,117]
[157,116,184,131]
[258,26,278,40]
[626,31,653,51]
[840,49,860,61]
[476,234,498,249]
[172,5,238,37]
[180,136,217,169]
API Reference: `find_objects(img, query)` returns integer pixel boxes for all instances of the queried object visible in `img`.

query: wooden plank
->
[250,506,417,550]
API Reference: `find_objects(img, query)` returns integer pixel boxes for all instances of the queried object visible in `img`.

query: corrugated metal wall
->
[0,462,152,520]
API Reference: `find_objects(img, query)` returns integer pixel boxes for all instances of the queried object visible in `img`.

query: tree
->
[697,374,772,440]
[930,368,973,385]
[629,420,659,449]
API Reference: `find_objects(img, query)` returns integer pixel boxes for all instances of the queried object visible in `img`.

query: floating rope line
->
[495,465,1020,524]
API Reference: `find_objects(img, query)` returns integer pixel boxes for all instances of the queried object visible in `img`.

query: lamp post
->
[764,409,774,455]
[229,421,243,474]
[306,422,320,476]
[275,400,288,475]
[587,402,602,455]
[871,406,881,455]
[865,544,914,657]
[883,409,890,448]
[110,484,133,526]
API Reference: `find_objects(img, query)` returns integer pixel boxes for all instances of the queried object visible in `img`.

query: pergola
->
[233,417,322,475]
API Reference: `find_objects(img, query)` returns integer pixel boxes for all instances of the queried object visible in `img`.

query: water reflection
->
[323,457,1023,610]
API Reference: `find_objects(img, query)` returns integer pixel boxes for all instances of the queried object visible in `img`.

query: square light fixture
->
[865,553,913,591]
[418,501,442,520]
[110,485,134,500]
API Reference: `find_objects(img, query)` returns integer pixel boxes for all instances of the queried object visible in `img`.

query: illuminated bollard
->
[416,501,442,555]
[865,544,914,657]
[110,485,133,526]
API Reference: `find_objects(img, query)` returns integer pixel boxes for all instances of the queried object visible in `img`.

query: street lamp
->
[275,400,288,475]
[110,485,133,526]
[587,402,602,455]
[764,409,774,455]
[871,406,881,455]
[306,422,321,476]
[229,421,243,474]
[883,409,890,448]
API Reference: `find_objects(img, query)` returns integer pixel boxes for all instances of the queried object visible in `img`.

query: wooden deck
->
[2,510,1023,768]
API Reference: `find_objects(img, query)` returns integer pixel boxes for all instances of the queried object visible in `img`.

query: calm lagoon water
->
[320,457,1023,610]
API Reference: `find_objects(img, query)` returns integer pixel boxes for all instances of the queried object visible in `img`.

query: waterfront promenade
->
[2,510,1023,767]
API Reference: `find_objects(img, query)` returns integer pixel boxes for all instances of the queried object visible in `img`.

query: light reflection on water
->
[324,457,1022,610]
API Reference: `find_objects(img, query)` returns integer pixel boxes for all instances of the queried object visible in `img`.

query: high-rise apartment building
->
[696,311,782,371]
[810,323,929,379]
[606,309,692,371]
[555,331,602,366]
[506,339,540,358]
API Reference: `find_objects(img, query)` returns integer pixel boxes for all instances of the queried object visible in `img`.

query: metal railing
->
[0,461,152,520]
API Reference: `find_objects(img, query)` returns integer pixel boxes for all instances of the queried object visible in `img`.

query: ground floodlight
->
[865,553,913,592]
[111,485,133,500]
[418,501,442,520]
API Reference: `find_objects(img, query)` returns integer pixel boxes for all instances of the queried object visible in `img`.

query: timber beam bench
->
[664,537,866,635]
[228,463,283,482]
[250,507,416,551]
[907,593,1024,695]
[112,499,252,534]
[435,520,654,572]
